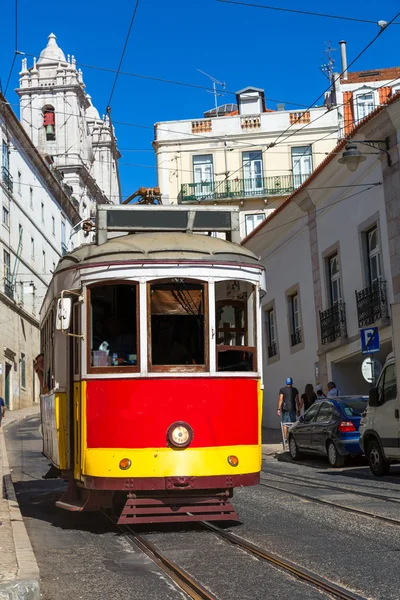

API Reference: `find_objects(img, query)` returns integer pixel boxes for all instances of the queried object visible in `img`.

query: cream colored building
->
[154,87,339,239]
[0,91,79,410]
[244,94,400,429]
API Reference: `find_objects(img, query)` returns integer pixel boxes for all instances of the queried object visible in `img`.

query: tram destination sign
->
[97,205,241,245]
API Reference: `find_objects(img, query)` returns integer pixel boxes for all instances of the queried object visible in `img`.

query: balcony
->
[180,173,309,202]
[356,280,389,328]
[4,276,14,300]
[268,342,277,358]
[320,301,347,346]
[1,166,13,194]
[291,329,302,347]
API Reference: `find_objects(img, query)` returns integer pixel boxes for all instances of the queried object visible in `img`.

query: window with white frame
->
[355,92,375,122]
[291,146,312,188]
[41,202,44,223]
[288,292,302,346]
[329,254,341,305]
[266,308,277,357]
[29,187,33,208]
[192,155,214,198]
[42,250,46,272]
[17,171,21,194]
[367,227,381,284]
[245,213,265,236]
[2,206,9,228]
[52,216,55,236]
[18,224,23,247]
[31,237,35,259]
[242,151,263,194]
[2,141,9,171]
[19,281,24,305]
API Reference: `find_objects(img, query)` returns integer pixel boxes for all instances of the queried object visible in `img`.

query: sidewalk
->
[262,427,285,457]
[0,406,40,600]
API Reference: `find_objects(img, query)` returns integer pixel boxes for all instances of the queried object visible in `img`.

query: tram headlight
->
[167,422,193,448]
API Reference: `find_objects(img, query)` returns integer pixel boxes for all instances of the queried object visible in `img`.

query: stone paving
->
[0,406,40,600]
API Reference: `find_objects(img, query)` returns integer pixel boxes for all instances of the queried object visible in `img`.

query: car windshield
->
[338,397,368,417]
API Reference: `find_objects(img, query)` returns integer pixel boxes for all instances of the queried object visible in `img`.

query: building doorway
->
[5,363,11,408]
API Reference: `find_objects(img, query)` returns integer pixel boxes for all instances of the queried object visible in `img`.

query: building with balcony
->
[154,86,339,239]
[0,90,79,410]
[243,93,400,429]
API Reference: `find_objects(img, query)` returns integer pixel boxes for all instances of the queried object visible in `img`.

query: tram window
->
[40,308,54,393]
[215,281,257,372]
[149,280,206,369]
[89,283,138,368]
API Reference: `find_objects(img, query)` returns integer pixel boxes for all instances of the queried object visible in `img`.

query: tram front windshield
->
[90,284,138,367]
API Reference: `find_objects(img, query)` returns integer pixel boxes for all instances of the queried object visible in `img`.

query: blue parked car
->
[288,397,368,467]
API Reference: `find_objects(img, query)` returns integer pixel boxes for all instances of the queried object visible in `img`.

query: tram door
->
[71,303,82,480]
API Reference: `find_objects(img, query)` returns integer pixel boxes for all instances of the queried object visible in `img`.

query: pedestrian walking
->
[0,396,5,426]
[277,377,299,439]
[300,383,317,412]
[316,384,326,399]
[327,381,341,397]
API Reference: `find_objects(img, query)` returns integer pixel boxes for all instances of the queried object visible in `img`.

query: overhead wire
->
[216,0,400,25]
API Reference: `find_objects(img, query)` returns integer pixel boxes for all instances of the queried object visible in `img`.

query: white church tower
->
[16,34,121,227]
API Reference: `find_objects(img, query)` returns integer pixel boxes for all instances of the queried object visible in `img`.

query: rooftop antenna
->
[320,40,336,88]
[197,69,226,116]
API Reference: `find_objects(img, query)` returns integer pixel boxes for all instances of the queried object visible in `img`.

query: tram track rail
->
[103,512,216,600]
[261,470,400,505]
[202,522,368,600]
[259,477,400,526]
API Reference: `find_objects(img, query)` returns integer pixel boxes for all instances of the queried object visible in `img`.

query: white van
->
[359,352,399,476]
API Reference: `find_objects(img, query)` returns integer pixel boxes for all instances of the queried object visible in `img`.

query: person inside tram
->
[152,318,194,365]
[100,316,137,365]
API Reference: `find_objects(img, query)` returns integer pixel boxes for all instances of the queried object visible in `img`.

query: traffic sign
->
[361,357,382,383]
[360,327,380,354]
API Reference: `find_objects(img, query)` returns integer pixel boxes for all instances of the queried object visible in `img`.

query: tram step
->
[55,500,86,512]
[118,496,239,525]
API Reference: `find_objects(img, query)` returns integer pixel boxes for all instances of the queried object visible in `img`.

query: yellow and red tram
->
[39,206,265,523]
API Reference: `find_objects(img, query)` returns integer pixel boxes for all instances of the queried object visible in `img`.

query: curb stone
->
[0,425,40,600]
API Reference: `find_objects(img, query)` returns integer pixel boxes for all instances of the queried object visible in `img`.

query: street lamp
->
[338,138,392,172]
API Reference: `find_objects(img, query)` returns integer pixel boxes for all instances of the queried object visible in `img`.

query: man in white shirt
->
[327,381,341,397]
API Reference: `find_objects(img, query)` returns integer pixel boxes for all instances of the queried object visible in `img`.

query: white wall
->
[260,226,318,429]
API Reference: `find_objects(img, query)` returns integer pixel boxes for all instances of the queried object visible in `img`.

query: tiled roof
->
[341,67,400,84]
[242,91,400,245]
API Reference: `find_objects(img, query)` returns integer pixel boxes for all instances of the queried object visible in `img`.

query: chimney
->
[339,40,348,80]
[276,103,285,111]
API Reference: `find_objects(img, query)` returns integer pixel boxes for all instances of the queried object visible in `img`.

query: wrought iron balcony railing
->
[180,173,311,202]
[268,342,277,358]
[4,276,14,300]
[320,301,347,346]
[291,329,302,347]
[356,280,388,328]
[1,166,13,194]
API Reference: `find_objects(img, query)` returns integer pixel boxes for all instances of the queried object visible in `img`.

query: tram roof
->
[55,232,260,271]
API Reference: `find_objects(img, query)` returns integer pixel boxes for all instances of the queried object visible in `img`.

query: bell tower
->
[16,33,121,224]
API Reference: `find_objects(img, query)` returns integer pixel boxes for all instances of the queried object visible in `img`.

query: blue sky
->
[0,0,399,200]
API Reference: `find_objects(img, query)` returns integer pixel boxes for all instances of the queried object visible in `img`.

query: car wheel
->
[367,440,390,476]
[289,435,301,460]
[327,441,345,468]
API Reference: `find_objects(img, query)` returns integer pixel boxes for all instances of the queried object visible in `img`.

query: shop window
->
[89,283,138,369]
[149,280,206,370]
[215,280,257,371]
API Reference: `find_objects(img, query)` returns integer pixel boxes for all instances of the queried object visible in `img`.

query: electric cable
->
[216,0,400,25]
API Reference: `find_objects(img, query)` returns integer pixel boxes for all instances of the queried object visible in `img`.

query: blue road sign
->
[360,327,380,354]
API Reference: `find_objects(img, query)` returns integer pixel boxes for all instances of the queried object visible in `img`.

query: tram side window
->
[149,280,206,368]
[90,284,138,368]
[215,281,257,372]
[40,308,55,393]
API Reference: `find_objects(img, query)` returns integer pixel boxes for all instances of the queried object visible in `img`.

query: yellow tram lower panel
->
[83,444,261,479]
